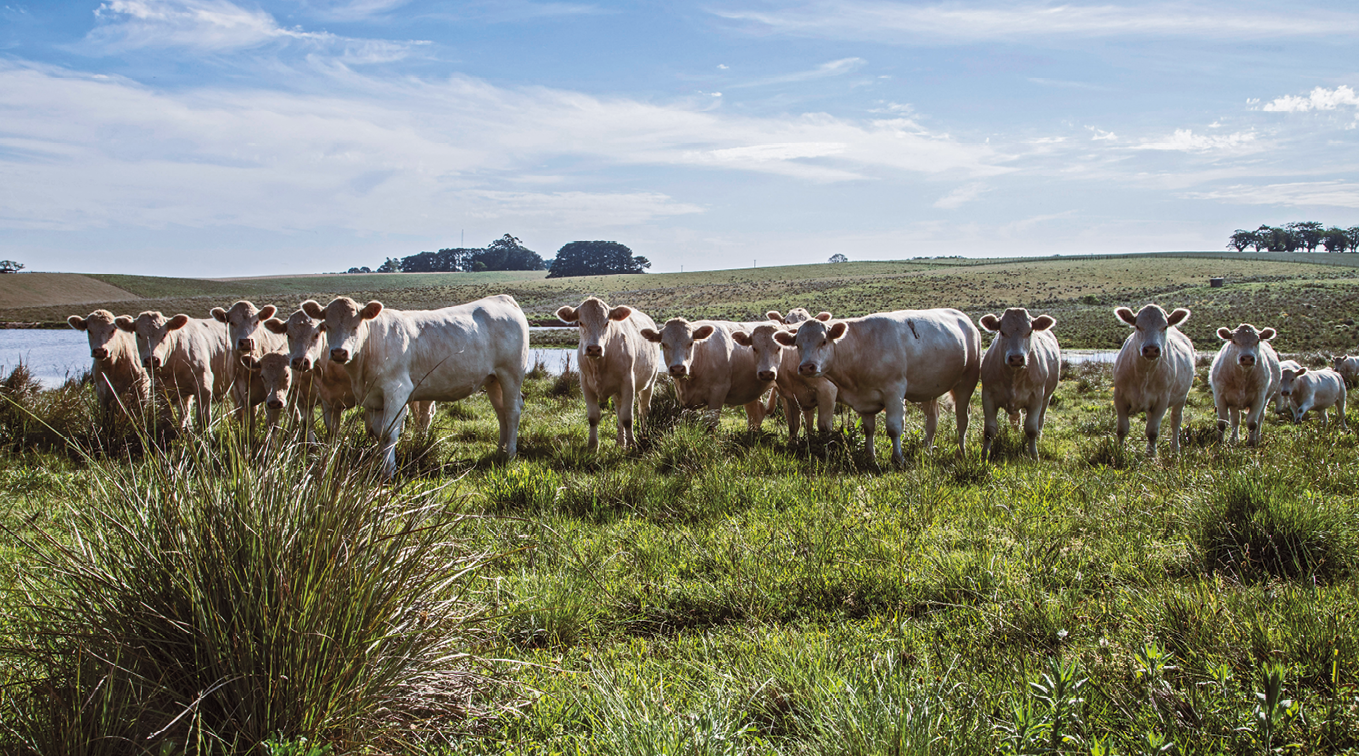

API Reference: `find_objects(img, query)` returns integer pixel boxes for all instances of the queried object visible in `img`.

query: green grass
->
[2,357,1359,754]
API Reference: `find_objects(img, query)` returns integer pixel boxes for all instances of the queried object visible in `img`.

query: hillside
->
[9,252,1359,351]
[0,272,141,309]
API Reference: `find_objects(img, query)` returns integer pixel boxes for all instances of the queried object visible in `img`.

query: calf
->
[257,352,315,433]
[556,297,661,450]
[1112,305,1196,456]
[732,317,838,441]
[211,301,286,429]
[773,309,981,464]
[1272,360,1302,416]
[1209,323,1281,446]
[67,310,150,424]
[1330,354,1359,387]
[1279,366,1348,428]
[761,309,819,415]
[978,308,1060,460]
[308,295,528,478]
[116,311,230,429]
[640,318,772,430]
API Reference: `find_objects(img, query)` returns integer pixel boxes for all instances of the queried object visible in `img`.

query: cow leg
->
[1337,393,1348,430]
[1145,402,1169,456]
[1229,407,1243,444]
[1024,402,1044,459]
[637,382,653,437]
[981,391,999,461]
[618,380,637,448]
[859,411,878,463]
[488,370,524,459]
[1114,394,1131,448]
[919,399,939,450]
[815,386,835,434]
[743,399,766,431]
[320,399,338,437]
[952,378,976,454]
[372,386,412,478]
[1244,400,1265,446]
[885,398,907,466]
[783,391,802,442]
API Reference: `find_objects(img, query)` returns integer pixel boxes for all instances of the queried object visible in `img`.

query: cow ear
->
[640,328,662,343]
[1115,307,1137,326]
[1296,366,1308,375]
[1031,315,1055,331]
[766,311,783,322]
[978,314,1000,332]
[773,330,797,347]
[301,300,325,319]
[211,307,228,323]
[360,301,384,320]
[692,325,715,341]
[317,322,328,333]
[115,315,135,332]
[1217,327,1233,341]
[1259,327,1276,341]
[1167,308,1191,326]
[828,322,849,341]
[257,305,277,321]
[555,306,579,323]
[67,315,88,331]
[608,305,632,322]
[815,311,832,322]
[167,314,189,330]
[264,318,287,334]
[731,331,752,347]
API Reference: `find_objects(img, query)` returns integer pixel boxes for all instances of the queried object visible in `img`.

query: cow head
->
[1115,304,1190,361]
[979,308,1055,369]
[1279,365,1307,398]
[767,308,822,326]
[266,306,327,372]
[1333,354,1352,372]
[67,310,123,363]
[211,301,277,365]
[1216,323,1276,369]
[557,297,631,361]
[774,315,847,378]
[640,318,715,379]
[310,297,383,365]
[116,311,191,370]
[258,352,292,411]
[732,323,789,383]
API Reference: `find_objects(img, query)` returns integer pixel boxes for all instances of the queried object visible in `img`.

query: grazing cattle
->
[761,309,820,415]
[640,318,772,430]
[555,297,661,450]
[1330,354,1359,387]
[1279,366,1348,428]
[1272,360,1302,416]
[977,308,1060,460]
[307,295,529,478]
[257,352,314,433]
[773,309,981,464]
[732,316,838,442]
[115,311,230,429]
[211,301,286,428]
[67,310,150,423]
[1209,323,1281,446]
[1112,305,1196,456]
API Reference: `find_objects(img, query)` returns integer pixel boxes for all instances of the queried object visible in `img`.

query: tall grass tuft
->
[1,424,499,754]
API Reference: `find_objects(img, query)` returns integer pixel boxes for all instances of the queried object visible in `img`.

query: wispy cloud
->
[729,57,867,88]
[714,2,1359,43]
[1133,128,1258,152]
[1262,84,1359,113]
[1028,77,1106,90]
[933,183,989,209]
[1182,181,1359,208]
[466,191,703,225]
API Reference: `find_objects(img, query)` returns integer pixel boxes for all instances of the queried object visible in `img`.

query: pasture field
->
[11,253,1359,352]
[1,353,1358,754]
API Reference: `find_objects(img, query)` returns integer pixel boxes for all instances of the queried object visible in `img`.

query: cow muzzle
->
[584,344,603,359]
[798,362,819,376]
[330,348,349,364]
[1141,345,1161,360]
[1007,354,1027,368]
[292,357,312,371]
[267,397,285,410]
[1239,355,1256,367]
[91,348,109,360]
[237,338,254,353]
[757,370,776,382]
[143,356,162,369]
[668,364,688,377]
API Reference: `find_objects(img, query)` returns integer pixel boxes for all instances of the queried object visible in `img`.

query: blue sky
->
[2,0,1358,276]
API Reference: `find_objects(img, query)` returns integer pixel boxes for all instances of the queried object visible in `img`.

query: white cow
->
[1209,323,1281,446]
[1279,366,1348,428]
[761,309,817,416]
[211,301,286,429]
[1112,305,1196,456]
[256,352,312,433]
[116,311,230,429]
[640,318,772,430]
[1330,354,1359,387]
[773,309,981,464]
[308,295,528,477]
[1272,360,1302,416]
[978,308,1060,460]
[555,297,660,450]
[732,315,838,442]
[67,310,150,424]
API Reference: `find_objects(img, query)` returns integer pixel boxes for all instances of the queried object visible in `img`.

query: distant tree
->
[828,253,849,263]
[470,234,546,271]
[0,260,23,273]
[1285,221,1325,252]
[1322,227,1351,253]
[377,257,402,273]
[1257,225,1298,252]
[471,261,488,273]
[1226,230,1256,252]
[547,241,650,278]
[401,248,473,273]
[1347,227,1359,253]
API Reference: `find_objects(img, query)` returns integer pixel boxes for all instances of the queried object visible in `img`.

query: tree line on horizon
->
[346,235,650,278]
[1227,222,1359,253]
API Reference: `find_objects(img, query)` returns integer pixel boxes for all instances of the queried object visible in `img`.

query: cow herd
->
[69,294,1354,477]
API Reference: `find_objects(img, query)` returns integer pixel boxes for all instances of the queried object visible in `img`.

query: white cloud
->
[933,183,989,209]
[1133,128,1257,152]
[1262,85,1359,113]
[466,191,703,225]
[1182,181,1359,208]
[1087,126,1117,141]
[730,57,868,88]
[714,2,1359,43]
